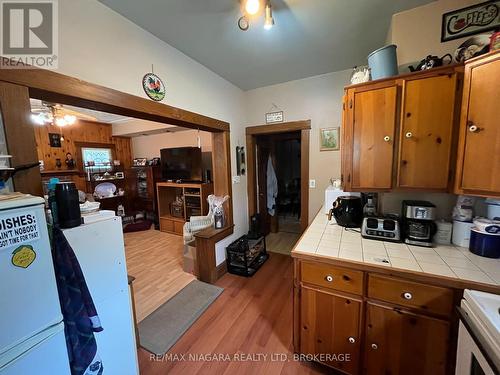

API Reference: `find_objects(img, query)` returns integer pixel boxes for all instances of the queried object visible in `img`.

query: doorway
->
[246,120,310,254]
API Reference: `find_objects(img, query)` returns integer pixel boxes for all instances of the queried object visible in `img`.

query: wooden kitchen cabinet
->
[294,257,459,375]
[364,302,450,375]
[342,66,462,192]
[300,286,362,374]
[397,74,459,189]
[346,84,398,190]
[455,51,500,197]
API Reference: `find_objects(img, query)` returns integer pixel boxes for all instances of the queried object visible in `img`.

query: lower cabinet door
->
[300,287,361,374]
[364,302,450,375]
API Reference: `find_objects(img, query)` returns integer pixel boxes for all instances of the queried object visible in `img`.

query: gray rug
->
[139,280,223,355]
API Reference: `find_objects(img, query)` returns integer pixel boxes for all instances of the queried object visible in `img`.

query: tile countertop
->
[292,209,500,289]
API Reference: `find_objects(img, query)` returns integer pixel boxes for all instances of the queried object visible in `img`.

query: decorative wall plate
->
[142,73,166,101]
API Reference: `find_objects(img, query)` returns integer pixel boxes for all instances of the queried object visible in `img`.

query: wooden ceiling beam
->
[0,64,229,132]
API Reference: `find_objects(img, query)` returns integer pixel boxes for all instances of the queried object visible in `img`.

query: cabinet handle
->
[325,275,333,282]
[371,343,379,350]
[383,136,391,142]
[405,132,413,139]
[469,124,479,133]
[402,292,413,300]
[348,337,356,344]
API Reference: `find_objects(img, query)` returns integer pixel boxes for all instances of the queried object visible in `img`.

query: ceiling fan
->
[30,101,97,126]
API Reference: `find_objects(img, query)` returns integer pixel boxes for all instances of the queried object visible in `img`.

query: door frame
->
[246,120,311,232]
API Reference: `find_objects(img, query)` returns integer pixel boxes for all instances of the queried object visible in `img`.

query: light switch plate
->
[309,179,316,188]
[232,176,241,184]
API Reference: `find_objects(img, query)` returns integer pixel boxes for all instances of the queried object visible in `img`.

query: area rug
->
[138,280,223,355]
[123,220,152,233]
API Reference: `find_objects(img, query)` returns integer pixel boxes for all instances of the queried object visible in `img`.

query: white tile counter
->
[292,209,500,287]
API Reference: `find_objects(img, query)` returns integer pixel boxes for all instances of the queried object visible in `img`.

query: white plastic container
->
[435,220,452,245]
[452,220,474,248]
[485,198,500,220]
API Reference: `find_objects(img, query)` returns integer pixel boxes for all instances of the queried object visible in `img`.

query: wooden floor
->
[137,253,329,375]
[124,228,195,322]
[266,231,301,255]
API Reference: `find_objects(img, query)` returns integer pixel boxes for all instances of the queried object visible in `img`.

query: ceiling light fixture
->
[264,1,274,30]
[31,105,78,127]
[245,0,260,15]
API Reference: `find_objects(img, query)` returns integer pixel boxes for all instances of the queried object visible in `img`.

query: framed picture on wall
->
[49,133,62,148]
[441,1,500,42]
[319,127,340,151]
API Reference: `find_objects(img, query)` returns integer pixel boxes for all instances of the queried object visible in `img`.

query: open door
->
[246,121,311,235]
[256,137,272,236]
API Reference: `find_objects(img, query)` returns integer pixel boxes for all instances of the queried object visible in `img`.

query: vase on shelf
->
[55,158,62,169]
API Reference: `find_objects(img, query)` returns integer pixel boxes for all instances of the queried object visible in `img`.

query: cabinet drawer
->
[367,274,454,316]
[301,261,363,295]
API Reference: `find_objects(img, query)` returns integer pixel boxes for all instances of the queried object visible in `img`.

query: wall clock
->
[142,73,166,101]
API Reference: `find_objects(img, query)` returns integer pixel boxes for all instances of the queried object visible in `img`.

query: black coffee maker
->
[401,200,437,247]
[328,196,363,228]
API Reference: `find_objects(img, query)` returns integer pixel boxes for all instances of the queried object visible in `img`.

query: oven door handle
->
[456,306,500,374]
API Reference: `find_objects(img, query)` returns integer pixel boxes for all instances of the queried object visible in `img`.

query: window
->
[81,147,113,169]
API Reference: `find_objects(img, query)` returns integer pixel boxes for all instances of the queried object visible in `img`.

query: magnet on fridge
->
[11,245,36,268]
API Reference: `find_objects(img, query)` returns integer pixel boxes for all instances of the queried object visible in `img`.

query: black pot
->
[328,196,363,228]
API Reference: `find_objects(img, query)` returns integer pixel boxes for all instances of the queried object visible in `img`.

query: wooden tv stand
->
[156,181,213,235]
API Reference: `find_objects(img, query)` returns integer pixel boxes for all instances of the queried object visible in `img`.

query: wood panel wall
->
[34,119,132,170]
[35,119,132,192]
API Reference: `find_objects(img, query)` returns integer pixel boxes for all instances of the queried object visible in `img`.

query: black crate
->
[226,235,268,277]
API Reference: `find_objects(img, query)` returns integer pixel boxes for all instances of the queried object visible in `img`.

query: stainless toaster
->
[361,216,401,242]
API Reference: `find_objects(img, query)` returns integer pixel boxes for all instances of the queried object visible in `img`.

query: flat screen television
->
[160,147,202,182]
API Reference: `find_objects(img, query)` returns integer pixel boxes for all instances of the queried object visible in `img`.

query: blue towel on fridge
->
[51,227,104,375]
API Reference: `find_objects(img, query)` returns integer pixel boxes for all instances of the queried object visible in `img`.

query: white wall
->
[57,0,248,264]
[131,130,212,158]
[388,0,485,66]
[245,70,351,222]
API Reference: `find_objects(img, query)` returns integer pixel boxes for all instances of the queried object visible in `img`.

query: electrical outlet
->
[232,176,241,184]
[309,179,316,188]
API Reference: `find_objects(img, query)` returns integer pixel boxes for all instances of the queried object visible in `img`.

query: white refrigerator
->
[62,215,139,375]
[0,196,71,374]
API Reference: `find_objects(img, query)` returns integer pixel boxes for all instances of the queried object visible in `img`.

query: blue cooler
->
[469,229,500,258]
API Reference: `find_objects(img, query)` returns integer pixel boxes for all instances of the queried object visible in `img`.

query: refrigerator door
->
[62,217,128,303]
[0,201,63,355]
[0,321,70,374]
[63,217,138,374]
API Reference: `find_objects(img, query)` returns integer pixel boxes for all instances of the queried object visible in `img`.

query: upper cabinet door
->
[351,85,397,190]
[459,56,500,194]
[398,75,458,189]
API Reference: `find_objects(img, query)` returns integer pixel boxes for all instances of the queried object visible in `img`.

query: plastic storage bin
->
[368,45,398,80]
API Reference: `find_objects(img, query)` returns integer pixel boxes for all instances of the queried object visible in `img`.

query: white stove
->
[456,289,500,375]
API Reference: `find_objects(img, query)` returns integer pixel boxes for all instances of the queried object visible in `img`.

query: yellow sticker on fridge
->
[11,245,37,268]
